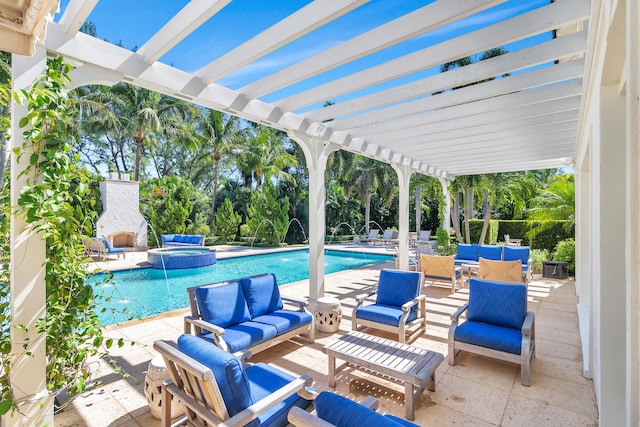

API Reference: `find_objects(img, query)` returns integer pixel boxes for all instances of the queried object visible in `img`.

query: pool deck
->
[56,244,598,426]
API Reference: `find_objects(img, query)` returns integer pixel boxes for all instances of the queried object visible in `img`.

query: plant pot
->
[108,172,118,179]
[120,173,130,181]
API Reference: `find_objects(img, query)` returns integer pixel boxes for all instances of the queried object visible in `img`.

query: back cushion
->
[241,274,283,318]
[195,282,251,327]
[467,279,526,330]
[504,246,530,264]
[479,245,503,261]
[456,244,479,261]
[177,334,255,420]
[188,235,201,244]
[175,235,187,242]
[376,269,421,307]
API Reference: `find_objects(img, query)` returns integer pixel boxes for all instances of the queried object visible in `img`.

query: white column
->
[4,46,53,426]
[392,164,413,270]
[626,0,640,422]
[415,186,421,233]
[439,178,451,235]
[288,132,337,304]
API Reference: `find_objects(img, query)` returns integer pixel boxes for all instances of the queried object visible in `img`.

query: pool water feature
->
[147,246,217,269]
[90,249,393,325]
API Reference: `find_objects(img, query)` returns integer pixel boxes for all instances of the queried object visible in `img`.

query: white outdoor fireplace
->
[96,179,147,248]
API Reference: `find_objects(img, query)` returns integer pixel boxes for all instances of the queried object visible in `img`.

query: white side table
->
[316,297,342,333]
[144,355,184,420]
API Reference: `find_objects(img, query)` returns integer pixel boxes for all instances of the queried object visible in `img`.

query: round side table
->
[144,355,184,420]
[316,297,342,333]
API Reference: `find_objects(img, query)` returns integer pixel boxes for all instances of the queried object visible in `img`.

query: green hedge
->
[466,220,574,252]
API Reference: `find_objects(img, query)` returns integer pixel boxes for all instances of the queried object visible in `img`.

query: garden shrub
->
[214,198,241,242]
[530,249,550,273]
[246,180,290,245]
[553,238,576,274]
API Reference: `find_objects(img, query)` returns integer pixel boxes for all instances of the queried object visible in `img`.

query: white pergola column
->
[392,164,413,270]
[5,46,53,426]
[439,178,451,235]
[288,132,337,304]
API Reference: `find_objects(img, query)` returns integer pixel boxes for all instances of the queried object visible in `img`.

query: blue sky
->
[55,0,553,109]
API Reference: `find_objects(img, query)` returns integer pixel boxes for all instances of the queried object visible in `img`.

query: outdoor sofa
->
[454,244,533,282]
[184,273,315,355]
[161,233,205,247]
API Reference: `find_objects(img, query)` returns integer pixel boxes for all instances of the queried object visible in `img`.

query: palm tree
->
[344,156,395,234]
[527,173,575,238]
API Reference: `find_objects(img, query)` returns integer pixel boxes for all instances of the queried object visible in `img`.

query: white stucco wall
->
[95,179,147,247]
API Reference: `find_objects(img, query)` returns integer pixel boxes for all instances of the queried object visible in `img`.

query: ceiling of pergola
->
[8,0,591,179]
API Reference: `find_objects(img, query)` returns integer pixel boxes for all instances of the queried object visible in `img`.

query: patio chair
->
[153,334,314,427]
[352,269,426,343]
[449,278,535,386]
[83,237,124,260]
[360,228,381,244]
[419,254,461,293]
[416,229,431,243]
[479,258,524,283]
[288,391,419,427]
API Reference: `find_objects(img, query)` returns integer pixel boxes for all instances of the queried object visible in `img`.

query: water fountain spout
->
[282,218,308,246]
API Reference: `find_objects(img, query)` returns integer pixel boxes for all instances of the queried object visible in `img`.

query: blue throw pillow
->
[479,245,503,261]
[467,279,526,330]
[241,274,283,318]
[315,392,414,427]
[504,246,530,264]
[195,282,251,328]
[375,269,421,308]
[456,244,479,261]
[177,334,255,421]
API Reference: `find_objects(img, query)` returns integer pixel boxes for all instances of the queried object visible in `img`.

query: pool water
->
[90,249,392,325]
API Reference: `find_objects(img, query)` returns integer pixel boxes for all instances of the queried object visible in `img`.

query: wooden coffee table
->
[324,331,444,420]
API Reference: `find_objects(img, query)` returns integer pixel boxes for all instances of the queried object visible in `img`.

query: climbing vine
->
[0,57,121,415]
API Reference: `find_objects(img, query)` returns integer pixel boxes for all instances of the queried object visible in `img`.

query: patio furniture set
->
[152,253,535,426]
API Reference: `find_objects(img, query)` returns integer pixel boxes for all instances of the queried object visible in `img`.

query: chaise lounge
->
[161,233,205,247]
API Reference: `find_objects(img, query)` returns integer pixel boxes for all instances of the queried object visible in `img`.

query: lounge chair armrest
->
[288,407,334,427]
[521,311,535,336]
[232,349,253,367]
[451,303,469,322]
[401,294,425,312]
[220,375,314,427]
[355,290,376,306]
[281,296,309,309]
[184,316,225,336]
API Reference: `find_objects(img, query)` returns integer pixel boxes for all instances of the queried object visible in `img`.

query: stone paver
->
[56,246,598,426]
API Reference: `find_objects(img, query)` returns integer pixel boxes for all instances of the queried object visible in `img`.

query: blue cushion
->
[177,334,256,423]
[355,304,417,327]
[195,282,251,328]
[479,245,503,261]
[375,269,421,308]
[467,279,527,330]
[189,235,201,244]
[246,363,311,427]
[315,392,418,427]
[454,321,523,355]
[241,274,284,318]
[425,269,461,281]
[251,310,312,334]
[454,259,478,266]
[161,234,174,244]
[504,246,530,265]
[456,244,479,261]
[202,321,278,353]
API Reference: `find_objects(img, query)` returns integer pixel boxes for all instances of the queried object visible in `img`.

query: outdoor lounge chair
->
[360,228,381,244]
[288,391,419,427]
[479,258,524,283]
[352,269,426,343]
[449,278,535,386]
[83,236,124,260]
[415,229,431,243]
[153,334,314,427]
[419,254,461,293]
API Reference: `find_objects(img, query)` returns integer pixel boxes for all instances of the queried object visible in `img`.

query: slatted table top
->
[324,331,443,385]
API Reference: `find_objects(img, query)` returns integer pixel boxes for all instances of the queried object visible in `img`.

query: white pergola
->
[1,1,639,426]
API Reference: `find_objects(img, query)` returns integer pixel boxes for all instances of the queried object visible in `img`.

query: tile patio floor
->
[55,246,597,426]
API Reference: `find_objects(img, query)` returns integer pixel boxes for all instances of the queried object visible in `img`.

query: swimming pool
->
[90,249,392,325]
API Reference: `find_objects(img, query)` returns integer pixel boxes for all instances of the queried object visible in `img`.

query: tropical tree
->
[246,180,290,244]
[527,173,575,238]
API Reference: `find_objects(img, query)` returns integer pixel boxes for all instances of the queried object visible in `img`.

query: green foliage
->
[214,198,241,242]
[489,220,574,252]
[1,57,119,414]
[239,223,251,238]
[527,174,575,239]
[246,180,290,245]
[553,238,576,274]
[435,227,450,248]
[140,176,196,246]
[530,249,550,273]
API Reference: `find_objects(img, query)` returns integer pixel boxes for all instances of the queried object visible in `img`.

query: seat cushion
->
[454,320,523,355]
[246,363,311,427]
[425,269,461,282]
[176,334,255,421]
[195,282,251,328]
[456,244,479,261]
[251,310,312,334]
[355,304,417,327]
[504,246,530,265]
[241,274,284,318]
[479,245,503,261]
[315,391,418,427]
[202,321,278,353]
[467,279,527,330]
[375,269,421,308]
